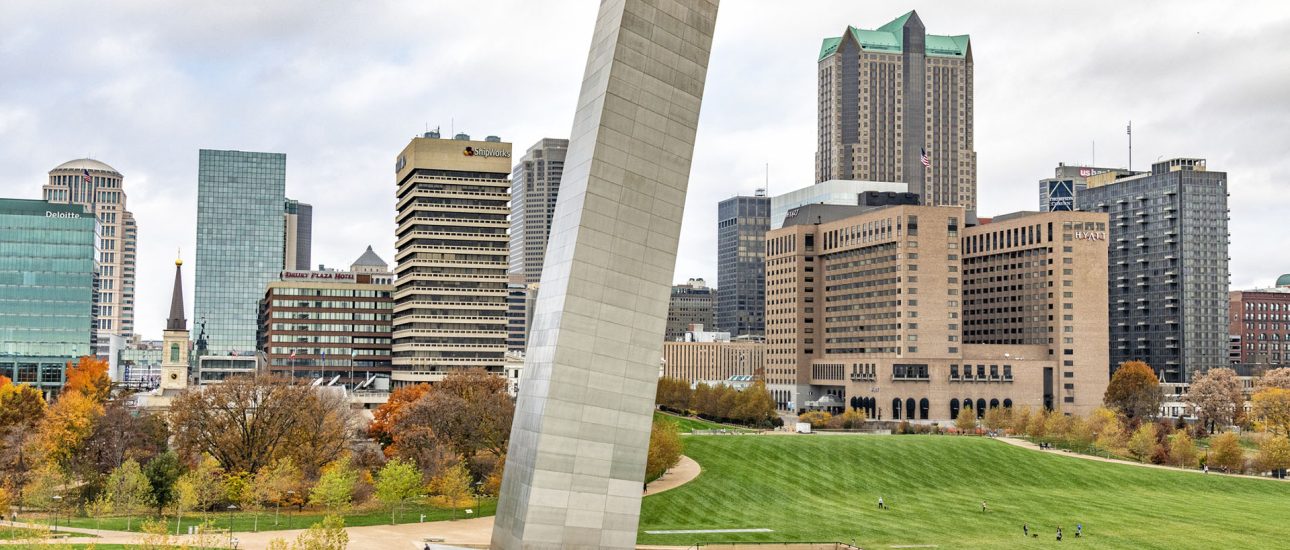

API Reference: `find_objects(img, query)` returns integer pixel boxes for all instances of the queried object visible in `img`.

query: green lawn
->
[639,435,1290,549]
[655,411,753,433]
[0,525,96,540]
[59,497,495,534]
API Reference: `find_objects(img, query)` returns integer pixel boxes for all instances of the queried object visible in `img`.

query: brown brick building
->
[1230,277,1290,366]
[766,204,1108,420]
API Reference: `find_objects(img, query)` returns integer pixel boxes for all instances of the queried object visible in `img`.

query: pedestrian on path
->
[1076,523,1082,538]
[981,500,987,513]
[878,497,885,509]
[1023,523,1029,537]
[1057,527,1064,542]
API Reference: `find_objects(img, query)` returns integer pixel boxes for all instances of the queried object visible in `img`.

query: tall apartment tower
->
[509,138,568,284]
[716,192,770,337]
[283,198,313,271]
[1077,158,1229,383]
[43,159,138,349]
[816,11,976,211]
[193,149,287,356]
[392,133,512,384]
[666,278,717,341]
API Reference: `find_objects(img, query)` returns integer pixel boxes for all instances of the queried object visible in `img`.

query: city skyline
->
[1,0,1287,339]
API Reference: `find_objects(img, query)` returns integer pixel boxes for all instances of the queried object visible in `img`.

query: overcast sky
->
[2,0,1288,339]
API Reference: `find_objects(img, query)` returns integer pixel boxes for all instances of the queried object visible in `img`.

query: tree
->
[655,377,692,412]
[427,460,472,509]
[730,380,778,427]
[34,390,103,470]
[284,389,356,479]
[1257,435,1290,475]
[290,514,349,550]
[72,401,168,491]
[168,375,321,474]
[175,453,223,529]
[826,408,868,430]
[690,383,717,417]
[646,419,683,482]
[1258,367,1290,391]
[310,456,358,512]
[64,356,112,403]
[368,383,432,453]
[21,462,64,520]
[374,458,423,524]
[1104,361,1162,419]
[1127,423,1160,463]
[1010,406,1034,435]
[1185,368,1244,433]
[138,516,177,550]
[396,369,514,461]
[104,459,153,530]
[1252,388,1290,436]
[0,380,45,485]
[255,457,304,526]
[1209,431,1246,473]
[143,451,183,515]
[797,411,831,429]
[1026,408,1049,438]
[1169,430,1199,468]
[223,471,260,531]
[983,406,1011,432]
[955,407,977,434]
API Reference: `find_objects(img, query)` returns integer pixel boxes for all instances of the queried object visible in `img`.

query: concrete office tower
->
[510,138,569,284]
[716,192,769,337]
[392,133,512,384]
[1230,279,1290,367]
[193,149,286,356]
[0,199,97,397]
[43,159,137,350]
[816,11,976,211]
[492,0,718,547]
[283,198,313,271]
[765,205,1108,417]
[1077,158,1229,383]
[666,278,716,341]
[1039,164,1139,212]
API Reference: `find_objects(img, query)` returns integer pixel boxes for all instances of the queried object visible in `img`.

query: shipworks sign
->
[463,146,510,158]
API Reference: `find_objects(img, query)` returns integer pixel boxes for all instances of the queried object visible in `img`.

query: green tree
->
[21,463,64,527]
[1252,388,1290,436]
[1128,422,1159,463]
[955,407,977,434]
[982,406,1011,432]
[143,451,183,515]
[1257,435,1290,474]
[255,457,304,526]
[1169,430,1199,468]
[104,458,153,530]
[731,380,778,427]
[427,460,472,509]
[1104,361,1162,419]
[175,453,223,531]
[1209,431,1246,473]
[374,458,423,524]
[797,411,831,429]
[646,419,683,482]
[309,456,358,512]
[291,514,349,550]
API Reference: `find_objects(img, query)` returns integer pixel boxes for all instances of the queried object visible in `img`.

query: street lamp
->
[50,495,62,532]
[231,537,240,549]
[226,504,237,547]
[285,491,296,529]
[470,481,484,519]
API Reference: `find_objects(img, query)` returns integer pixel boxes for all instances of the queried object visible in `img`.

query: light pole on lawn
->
[226,504,237,547]
[285,491,296,529]
[50,495,61,532]
[473,481,484,519]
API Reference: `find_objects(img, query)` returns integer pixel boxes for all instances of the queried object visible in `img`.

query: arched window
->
[963,398,973,411]
[950,400,960,419]
[1003,398,1013,409]
[919,398,930,420]
[170,343,179,363]
[976,398,987,418]
[892,398,903,420]
[990,398,1000,409]
[905,398,916,421]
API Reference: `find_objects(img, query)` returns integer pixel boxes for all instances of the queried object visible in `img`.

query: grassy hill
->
[653,411,753,433]
[639,435,1288,549]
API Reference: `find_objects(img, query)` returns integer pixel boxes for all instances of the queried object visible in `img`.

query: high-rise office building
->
[193,149,287,356]
[0,199,98,397]
[765,204,1108,417]
[43,159,137,350]
[716,192,770,337]
[1077,158,1229,383]
[665,278,717,341]
[283,198,313,271]
[392,133,512,384]
[816,11,976,210]
[1230,278,1290,367]
[509,138,568,284]
[1039,163,1139,212]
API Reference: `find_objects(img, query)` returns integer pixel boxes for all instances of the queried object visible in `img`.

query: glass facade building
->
[717,193,770,338]
[193,149,287,356]
[1077,158,1229,383]
[0,199,98,395]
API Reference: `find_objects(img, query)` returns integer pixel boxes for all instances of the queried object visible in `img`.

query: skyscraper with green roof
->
[816,10,977,212]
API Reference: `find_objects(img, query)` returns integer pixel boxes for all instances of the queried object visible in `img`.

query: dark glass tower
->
[717,193,770,338]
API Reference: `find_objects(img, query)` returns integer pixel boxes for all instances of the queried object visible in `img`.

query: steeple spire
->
[167,256,186,331]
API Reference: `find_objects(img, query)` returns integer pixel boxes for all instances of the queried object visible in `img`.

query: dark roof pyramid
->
[166,257,186,331]
[351,245,388,268]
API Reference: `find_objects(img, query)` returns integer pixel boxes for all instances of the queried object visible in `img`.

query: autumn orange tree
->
[1104,361,1162,419]
[0,377,47,479]
[65,355,112,402]
[35,390,104,469]
[368,383,432,454]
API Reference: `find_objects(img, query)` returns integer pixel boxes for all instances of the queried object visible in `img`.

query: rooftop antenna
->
[1126,120,1132,171]
[1091,140,1095,167]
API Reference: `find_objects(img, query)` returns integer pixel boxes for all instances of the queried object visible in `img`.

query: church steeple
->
[167,257,186,331]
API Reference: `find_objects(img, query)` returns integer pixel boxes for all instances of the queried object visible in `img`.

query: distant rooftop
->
[51,158,120,174]
[351,245,388,268]
[819,11,970,61]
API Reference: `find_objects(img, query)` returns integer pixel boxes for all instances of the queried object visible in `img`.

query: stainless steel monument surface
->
[491,0,719,548]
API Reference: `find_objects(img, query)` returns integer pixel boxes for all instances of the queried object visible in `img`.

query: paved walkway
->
[997,437,1287,482]
[1,455,704,549]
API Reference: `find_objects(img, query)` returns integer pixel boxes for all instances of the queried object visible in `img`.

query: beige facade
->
[766,205,1108,419]
[44,158,137,348]
[392,135,512,385]
[663,340,764,383]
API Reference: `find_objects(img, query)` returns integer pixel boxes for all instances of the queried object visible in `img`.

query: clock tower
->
[160,257,190,391]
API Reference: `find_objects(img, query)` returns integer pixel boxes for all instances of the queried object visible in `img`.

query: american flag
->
[82,168,92,184]
[290,350,297,359]
[920,148,931,168]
